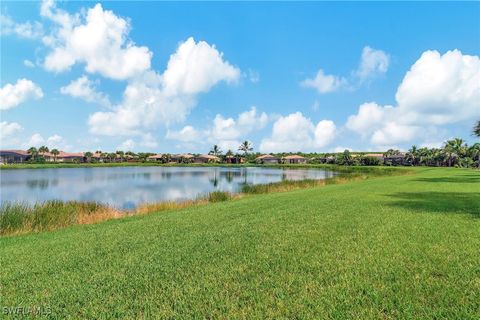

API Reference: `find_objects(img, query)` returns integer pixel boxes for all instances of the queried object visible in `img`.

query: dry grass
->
[133,199,208,215]
[76,206,122,225]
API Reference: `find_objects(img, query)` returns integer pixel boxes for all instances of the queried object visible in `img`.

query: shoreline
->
[0,166,414,237]
[0,161,414,171]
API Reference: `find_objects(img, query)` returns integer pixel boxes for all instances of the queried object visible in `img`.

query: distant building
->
[364,153,385,161]
[147,154,163,161]
[255,154,281,164]
[44,151,85,162]
[224,155,244,164]
[282,155,307,164]
[171,154,194,163]
[0,150,29,164]
[193,154,220,164]
[383,153,406,166]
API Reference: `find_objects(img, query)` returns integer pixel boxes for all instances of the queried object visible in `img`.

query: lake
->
[0,166,336,209]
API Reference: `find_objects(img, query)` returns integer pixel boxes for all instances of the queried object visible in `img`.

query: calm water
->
[0,166,336,209]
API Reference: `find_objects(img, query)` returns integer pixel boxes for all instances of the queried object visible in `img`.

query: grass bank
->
[0,168,479,318]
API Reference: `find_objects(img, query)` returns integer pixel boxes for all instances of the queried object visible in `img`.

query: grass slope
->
[0,168,479,318]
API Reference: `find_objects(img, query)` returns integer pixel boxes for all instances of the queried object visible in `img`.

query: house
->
[171,154,194,163]
[0,150,29,164]
[193,154,220,164]
[147,154,163,162]
[51,151,85,163]
[255,154,280,164]
[224,155,245,164]
[90,153,104,162]
[383,153,406,166]
[282,155,307,164]
[364,153,385,160]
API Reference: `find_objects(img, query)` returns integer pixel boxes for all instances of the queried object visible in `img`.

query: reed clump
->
[0,200,120,236]
[207,191,233,202]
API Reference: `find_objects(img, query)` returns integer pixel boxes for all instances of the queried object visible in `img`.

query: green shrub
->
[361,156,381,166]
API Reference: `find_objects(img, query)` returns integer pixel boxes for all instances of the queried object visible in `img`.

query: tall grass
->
[207,191,233,202]
[0,192,234,236]
[0,201,120,236]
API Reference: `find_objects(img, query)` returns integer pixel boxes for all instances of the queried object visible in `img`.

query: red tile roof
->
[147,154,163,159]
[282,155,306,160]
[0,150,29,156]
[256,154,279,160]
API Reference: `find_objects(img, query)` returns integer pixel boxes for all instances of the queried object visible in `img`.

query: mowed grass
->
[0,168,479,318]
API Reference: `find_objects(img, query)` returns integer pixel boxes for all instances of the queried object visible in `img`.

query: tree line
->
[22,121,480,168]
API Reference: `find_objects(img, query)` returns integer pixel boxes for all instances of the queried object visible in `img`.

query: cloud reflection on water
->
[0,167,335,209]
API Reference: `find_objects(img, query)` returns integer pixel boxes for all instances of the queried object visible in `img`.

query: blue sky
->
[1,1,479,153]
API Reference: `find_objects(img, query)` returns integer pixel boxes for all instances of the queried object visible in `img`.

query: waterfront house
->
[364,153,385,161]
[282,155,307,164]
[147,154,163,162]
[224,155,245,164]
[0,150,30,164]
[51,151,85,163]
[255,154,281,164]
[193,154,220,164]
[383,153,406,166]
[171,154,194,163]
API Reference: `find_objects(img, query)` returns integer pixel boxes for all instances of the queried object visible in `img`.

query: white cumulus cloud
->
[0,14,43,39]
[166,125,201,143]
[89,38,241,136]
[355,46,390,81]
[117,139,135,151]
[23,60,35,68]
[0,79,43,110]
[345,49,480,148]
[0,121,24,142]
[60,75,110,107]
[395,49,480,125]
[260,112,336,152]
[162,37,240,96]
[41,1,152,80]
[301,69,346,94]
[302,46,390,94]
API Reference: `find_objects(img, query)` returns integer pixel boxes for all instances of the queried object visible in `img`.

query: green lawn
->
[0,168,479,318]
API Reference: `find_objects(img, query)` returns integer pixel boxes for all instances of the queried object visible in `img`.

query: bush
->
[361,156,381,166]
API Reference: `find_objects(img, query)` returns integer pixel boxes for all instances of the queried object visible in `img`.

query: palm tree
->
[468,143,480,168]
[27,147,38,161]
[38,146,49,155]
[161,153,171,164]
[101,152,109,163]
[384,149,400,157]
[225,149,234,157]
[116,150,125,162]
[340,149,353,165]
[209,145,222,156]
[238,140,253,155]
[474,120,480,137]
[444,138,466,167]
[50,149,60,162]
[406,145,419,166]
